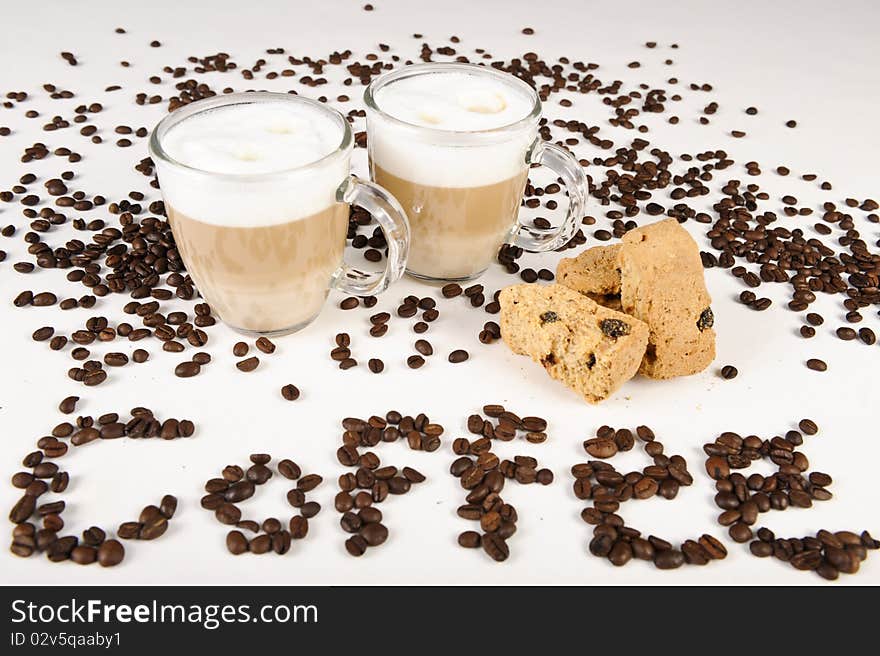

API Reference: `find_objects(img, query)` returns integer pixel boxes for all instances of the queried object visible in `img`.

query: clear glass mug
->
[364,62,588,282]
[149,92,410,336]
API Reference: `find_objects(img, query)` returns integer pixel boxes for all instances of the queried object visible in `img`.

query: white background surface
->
[1,0,878,585]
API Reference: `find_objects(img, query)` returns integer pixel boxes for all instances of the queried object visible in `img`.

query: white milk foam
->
[374,71,534,132]
[157,101,348,227]
[370,70,537,188]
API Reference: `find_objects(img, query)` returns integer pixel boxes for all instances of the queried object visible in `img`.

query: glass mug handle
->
[512,140,589,252]
[331,175,410,296]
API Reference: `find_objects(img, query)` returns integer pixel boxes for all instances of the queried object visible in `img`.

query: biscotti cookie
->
[618,218,715,379]
[556,243,622,310]
[499,284,649,404]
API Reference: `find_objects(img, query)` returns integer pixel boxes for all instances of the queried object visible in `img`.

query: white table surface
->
[1,0,878,585]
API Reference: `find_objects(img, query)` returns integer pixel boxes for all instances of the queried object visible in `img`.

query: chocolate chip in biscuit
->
[697,307,714,331]
[600,318,630,339]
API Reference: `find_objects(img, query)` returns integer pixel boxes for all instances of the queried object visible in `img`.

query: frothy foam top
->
[155,100,349,227]
[374,71,534,131]
[368,71,537,187]
[162,101,342,174]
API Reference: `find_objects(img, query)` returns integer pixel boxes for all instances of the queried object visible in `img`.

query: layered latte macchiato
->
[366,66,538,280]
[152,96,362,335]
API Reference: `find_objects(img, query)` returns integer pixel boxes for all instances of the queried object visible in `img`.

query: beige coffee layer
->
[167,204,348,333]
[373,164,528,280]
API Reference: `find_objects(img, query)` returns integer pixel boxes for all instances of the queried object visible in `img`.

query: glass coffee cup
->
[364,62,588,282]
[149,92,410,336]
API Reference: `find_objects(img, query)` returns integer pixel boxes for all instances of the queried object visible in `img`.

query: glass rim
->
[148,91,353,181]
[363,62,542,137]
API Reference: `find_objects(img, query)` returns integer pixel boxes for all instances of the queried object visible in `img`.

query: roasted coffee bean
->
[806,358,827,371]
[236,356,260,372]
[335,491,354,513]
[680,540,710,565]
[286,488,306,508]
[729,522,753,543]
[262,518,282,534]
[82,369,107,386]
[300,501,321,519]
[628,537,654,561]
[297,474,322,492]
[71,545,98,565]
[159,495,177,519]
[458,531,481,548]
[216,503,242,525]
[44,535,77,562]
[705,455,730,480]
[448,349,469,363]
[414,339,433,356]
[589,533,614,558]
[695,534,726,560]
[9,495,36,524]
[255,337,276,354]
[608,541,633,566]
[653,549,685,570]
[225,481,256,503]
[174,361,200,378]
[278,459,301,480]
[201,493,223,510]
[613,428,635,451]
[330,346,351,362]
[460,465,485,489]
[584,438,617,459]
[226,530,249,555]
[246,464,273,484]
[32,292,58,306]
[481,533,509,562]
[281,384,300,401]
[789,489,813,508]
[33,462,59,479]
[798,418,818,435]
[206,478,229,493]
[248,534,271,554]
[139,517,167,540]
[58,395,79,414]
[12,472,34,489]
[71,427,100,446]
[401,467,425,484]
[271,531,291,555]
[359,522,389,547]
[97,539,124,567]
[345,535,368,557]
[117,522,141,540]
[286,515,307,539]
[531,467,553,485]
[340,511,363,534]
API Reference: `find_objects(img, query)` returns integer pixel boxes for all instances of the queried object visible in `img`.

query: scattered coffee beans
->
[202,454,321,555]
[334,412,439,556]
[577,425,724,570]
